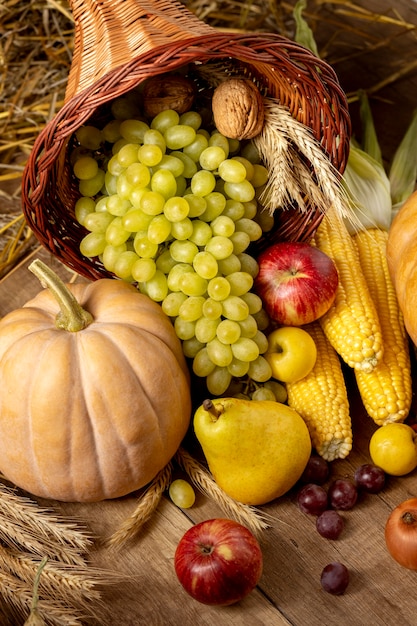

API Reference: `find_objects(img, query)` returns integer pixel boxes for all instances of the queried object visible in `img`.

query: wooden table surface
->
[1,247,417,626]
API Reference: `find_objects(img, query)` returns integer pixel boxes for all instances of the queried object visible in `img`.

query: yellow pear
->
[194,397,311,505]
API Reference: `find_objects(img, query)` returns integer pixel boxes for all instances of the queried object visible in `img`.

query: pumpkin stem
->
[29,259,94,332]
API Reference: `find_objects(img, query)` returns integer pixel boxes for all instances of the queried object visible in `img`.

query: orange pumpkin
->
[0,261,191,502]
[387,190,417,344]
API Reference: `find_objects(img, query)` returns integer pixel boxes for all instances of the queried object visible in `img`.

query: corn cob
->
[313,206,383,373]
[352,228,412,425]
[286,321,352,461]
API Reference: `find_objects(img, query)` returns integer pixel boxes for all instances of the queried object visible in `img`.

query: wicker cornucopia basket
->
[21,0,351,281]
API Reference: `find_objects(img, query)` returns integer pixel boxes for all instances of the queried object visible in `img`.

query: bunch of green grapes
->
[71,106,277,396]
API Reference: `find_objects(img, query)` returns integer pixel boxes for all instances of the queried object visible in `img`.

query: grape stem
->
[29,259,94,332]
[203,399,221,421]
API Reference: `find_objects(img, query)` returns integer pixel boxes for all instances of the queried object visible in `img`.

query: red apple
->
[174,518,263,606]
[254,241,338,325]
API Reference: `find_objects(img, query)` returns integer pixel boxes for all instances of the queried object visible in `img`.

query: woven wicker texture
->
[21,0,351,280]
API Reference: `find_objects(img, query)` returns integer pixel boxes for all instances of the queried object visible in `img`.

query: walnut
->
[211,78,264,140]
[142,74,196,118]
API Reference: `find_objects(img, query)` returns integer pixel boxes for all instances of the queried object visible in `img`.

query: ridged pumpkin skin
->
[387,190,417,344]
[0,279,191,502]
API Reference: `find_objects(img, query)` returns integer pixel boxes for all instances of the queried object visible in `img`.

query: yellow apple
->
[369,423,417,476]
[265,326,317,383]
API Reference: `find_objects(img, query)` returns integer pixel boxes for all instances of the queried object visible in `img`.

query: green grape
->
[174,317,196,340]
[95,196,109,213]
[206,338,233,367]
[179,271,208,297]
[133,233,159,258]
[224,179,255,202]
[84,211,114,233]
[231,337,260,362]
[169,479,196,509]
[156,248,177,274]
[111,95,141,120]
[252,387,276,402]
[229,230,251,254]
[228,137,240,154]
[191,170,216,197]
[117,143,140,168]
[75,125,103,150]
[210,215,235,238]
[240,291,262,315]
[112,138,129,155]
[125,162,152,187]
[235,218,263,242]
[113,250,139,280]
[155,155,185,178]
[264,380,288,403]
[253,308,270,331]
[140,190,165,216]
[170,151,198,178]
[202,298,223,320]
[247,355,273,382]
[119,119,149,143]
[251,163,269,187]
[238,315,258,338]
[106,217,131,245]
[207,276,231,301]
[218,159,247,183]
[200,192,226,222]
[167,263,193,291]
[147,214,172,244]
[164,124,196,150]
[151,109,180,133]
[216,319,241,345]
[102,243,127,272]
[217,254,241,276]
[143,129,166,152]
[232,156,255,181]
[170,217,193,241]
[73,155,99,180]
[237,253,259,278]
[80,231,107,257]
[181,337,205,359]
[104,171,118,195]
[142,269,168,302]
[195,317,220,344]
[197,129,210,140]
[206,366,232,396]
[176,175,187,198]
[163,196,190,222]
[221,295,249,321]
[255,208,275,232]
[170,239,199,264]
[116,173,134,200]
[226,271,253,296]
[192,347,216,377]
[189,220,212,246]
[78,170,105,197]
[242,200,258,219]
[122,208,153,232]
[102,119,122,144]
[241,141,261,163]
[183,133,209,162]
[178,295,206,322]
[179,111,202,130]
[161,291,188,317]
[151,169,177,199]
[75,197,96,226]
[184,194,207,218]
[252,329,269,353]
[208,132,230,157]
[227,357,250,377]
[137,144,163,167]
[222,199,245,221]
[192,251,218,280]
[107,194,131,217]
[199,146,227,171]
[205,235,234,260]
[131,257,156,282]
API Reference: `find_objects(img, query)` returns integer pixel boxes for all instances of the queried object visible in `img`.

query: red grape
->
[316,510,344,539]
[299,455,329,485]
[320,562,349,595]
[354,463,385,493]
[297,483,328,515]
[328,479,358,510]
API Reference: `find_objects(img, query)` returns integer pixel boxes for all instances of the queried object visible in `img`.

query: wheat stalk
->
[105,462,173,549]
[176,448,271,536]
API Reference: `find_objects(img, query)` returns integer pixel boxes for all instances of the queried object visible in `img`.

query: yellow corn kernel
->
[353,228,412,425]
[286,321,352,461]
[313,206,383,373]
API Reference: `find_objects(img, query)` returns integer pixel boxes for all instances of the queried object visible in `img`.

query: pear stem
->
[203,399,221,421]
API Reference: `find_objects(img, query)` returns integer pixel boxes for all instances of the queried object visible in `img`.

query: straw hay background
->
[0,0,416,274]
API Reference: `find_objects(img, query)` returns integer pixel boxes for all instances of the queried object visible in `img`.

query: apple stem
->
[203,399,221,421]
